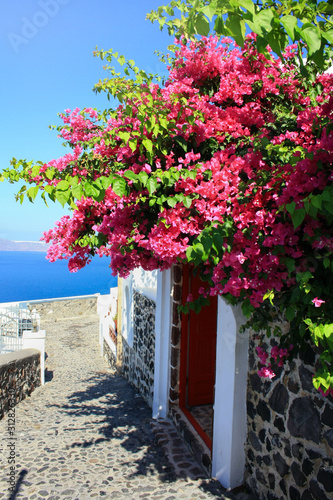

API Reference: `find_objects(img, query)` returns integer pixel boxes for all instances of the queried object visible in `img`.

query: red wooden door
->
[181,266,217,407]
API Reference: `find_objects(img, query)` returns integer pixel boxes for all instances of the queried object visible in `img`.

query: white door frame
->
[212,298,249,489]
[152,269,172,419]
[152,271,249,490]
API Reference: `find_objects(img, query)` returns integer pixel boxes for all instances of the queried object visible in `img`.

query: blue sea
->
[0,251,117,303]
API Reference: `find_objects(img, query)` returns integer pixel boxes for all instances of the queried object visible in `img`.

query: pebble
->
[0,303,255,500]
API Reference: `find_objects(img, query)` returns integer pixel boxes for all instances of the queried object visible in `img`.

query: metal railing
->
[0,303,40,354]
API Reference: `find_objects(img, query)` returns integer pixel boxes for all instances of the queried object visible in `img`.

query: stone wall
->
[120,290,156,406]
[245,336,333,500]
[103,338,117,369]
[0,349,41,420]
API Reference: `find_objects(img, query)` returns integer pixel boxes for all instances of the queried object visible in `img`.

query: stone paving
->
[0,306,255,500]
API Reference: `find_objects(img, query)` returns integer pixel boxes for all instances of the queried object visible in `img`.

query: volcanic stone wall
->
[245,336,333,500]
[121,290,156,406]
[103,338,117,368]
[0,349,41,420]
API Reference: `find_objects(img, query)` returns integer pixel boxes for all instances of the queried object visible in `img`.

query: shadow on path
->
[46,370,233,498]
[47,370,179,483]
[8,469,28,500]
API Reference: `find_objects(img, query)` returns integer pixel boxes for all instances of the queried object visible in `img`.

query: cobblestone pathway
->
[0,310,253,500]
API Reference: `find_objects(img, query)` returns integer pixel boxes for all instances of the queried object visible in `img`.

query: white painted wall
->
[152,269,172,419]
[122,274,134,347]
[132,268,158,301]
[212,299,249,489]
[97,289,118,355]
[22,330,46,385]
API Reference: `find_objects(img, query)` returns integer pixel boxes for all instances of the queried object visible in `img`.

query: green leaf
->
[260,136,269,146]
[324,199,333,215]
[286,201,296,214]
[310,195,322,209]
[118,131,131,143]
[324,257,331,269]
[195,13,210,36]
[247,9,274,37]
[83,183,100,199]
[96,176,113,189]
[263,290,275,306]
[299,323,306,338]
[186,246,194,261]
[129,139,137,152]
[304,200,318,218]
[225,14,246,47]
[55,189,70,207]
[118,54,126,66]
[200,234,213,253]
[291,208,306,229]
[301,25,322,56]
[183,196,192,208]
[266,30,286,58]
[45,169,54,181]
[27,186,39,201]
[323,324,333,337]
[31,164,41,178]
[285,306,295,321]
[147,177,158,195]
[138,171,149,186]
[112,177,128,197]
[296,271,313,284]
[212,231,224,250]
[241,298,255,318]
[201,3,217,21]
[256,9,274,33]
[237,0,255,14]
[159,117,168,130]
[56,180,70,191]
[214,14,224,34]
[167,197,177,208]
[284,257,296,273]
[280,15,297,40]
[322,29,333,44]
[194,242,204,257]
[71,184,84,200]
[123,171,138,181]
[174,135,188,152]
[142,138,153,154]
[44,185,55,202]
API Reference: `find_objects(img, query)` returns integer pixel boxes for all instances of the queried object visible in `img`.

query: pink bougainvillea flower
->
[312,297,325,307]
[258,366,276,379]
[256,346,269,365]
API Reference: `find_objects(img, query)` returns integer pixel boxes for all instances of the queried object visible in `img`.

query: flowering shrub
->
[148,0,333,71]
[2,35,333,393]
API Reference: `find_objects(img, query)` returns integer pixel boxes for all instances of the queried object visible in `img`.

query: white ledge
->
[134,286,157,303]
[0,348,40,366]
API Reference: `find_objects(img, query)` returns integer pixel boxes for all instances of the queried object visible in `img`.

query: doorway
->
[179,265,217,449]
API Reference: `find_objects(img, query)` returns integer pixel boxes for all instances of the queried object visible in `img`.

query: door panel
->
[182,266,217,407]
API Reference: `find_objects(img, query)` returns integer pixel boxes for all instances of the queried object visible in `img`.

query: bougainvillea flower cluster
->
[4,35,333,393]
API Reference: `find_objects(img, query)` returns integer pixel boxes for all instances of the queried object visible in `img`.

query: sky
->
[0,0,172,241]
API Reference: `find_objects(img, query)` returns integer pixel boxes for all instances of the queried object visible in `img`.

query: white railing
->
[0,303,40,354]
